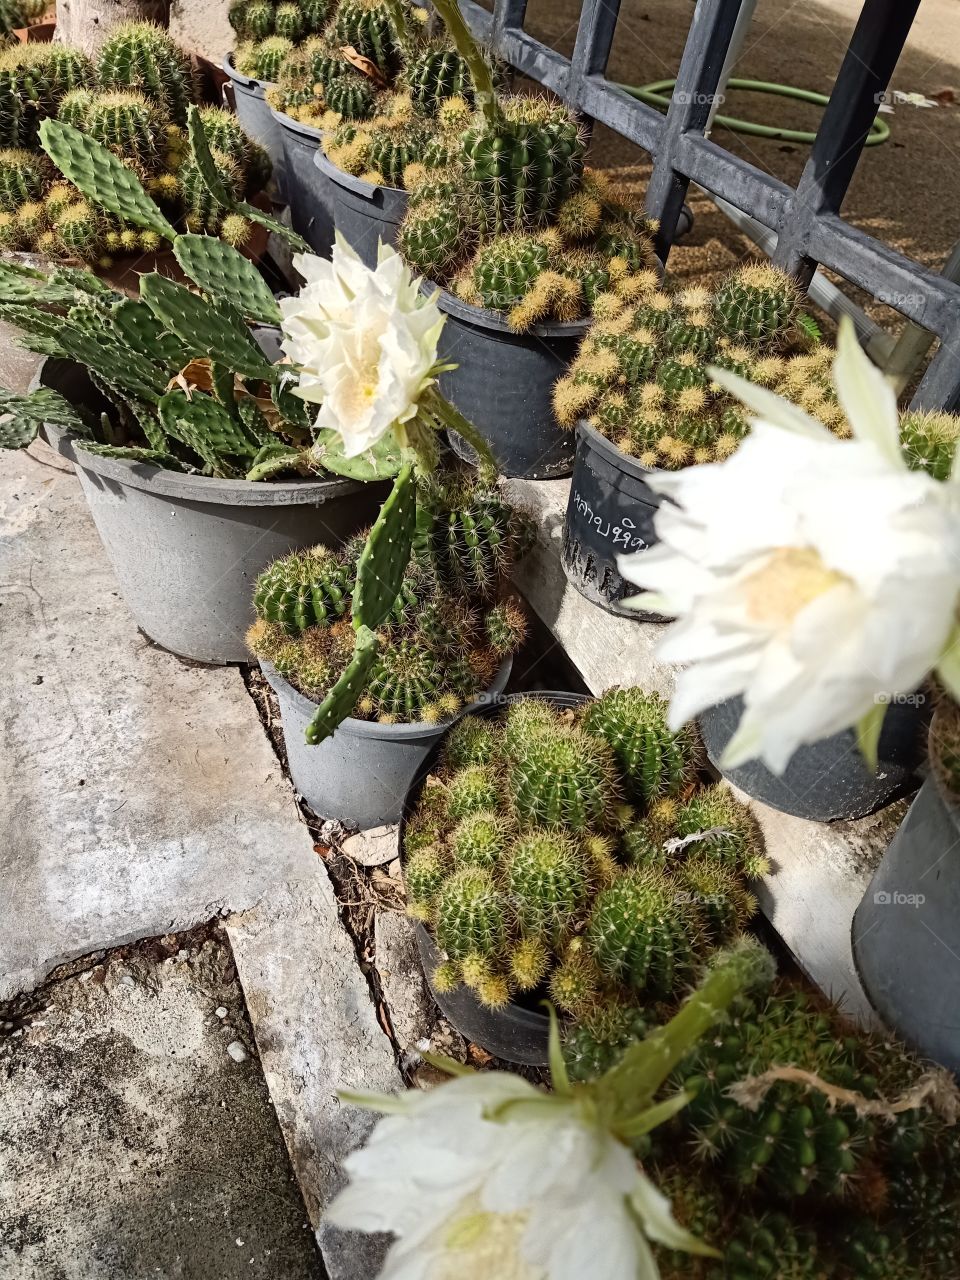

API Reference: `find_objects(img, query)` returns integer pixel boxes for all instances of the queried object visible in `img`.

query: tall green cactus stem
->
[353,463,417,631]
[508,725,620,831]
[581,687,702,804]
[506,830,590,942]
[585,867,702,997]
[435,867,507,961]
[253,547,352,633]
[429,0,500,126]
[302,0,332,32]
[97,22,196,125]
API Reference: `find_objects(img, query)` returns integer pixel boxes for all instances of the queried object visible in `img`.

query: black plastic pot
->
[562,420,666,618]
[437,289,586,480]
[222,53,286,200]
[853,739,960,1071]
[699,693,930,822]
[262,656,513,829]
[399,690,589,1065]
[272,109,334,254]
[314,148,408,269]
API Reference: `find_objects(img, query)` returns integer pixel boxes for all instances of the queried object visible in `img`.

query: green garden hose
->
[618,77,890,146]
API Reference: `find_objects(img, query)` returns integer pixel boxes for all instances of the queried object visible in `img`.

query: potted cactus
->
[247,474,531,826]
[383,0,659,479]
[400,686,768,1063]
[0,116,386,663]
[0,25,274,263]
[560,962,960,1278]
[553,262,830,615]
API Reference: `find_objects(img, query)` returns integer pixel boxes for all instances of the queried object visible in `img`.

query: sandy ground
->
[506,0,960,337]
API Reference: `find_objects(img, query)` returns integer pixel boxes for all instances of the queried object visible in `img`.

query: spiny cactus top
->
[553,261,840,470]
[246,477,531,725]
[403,691,765,1017]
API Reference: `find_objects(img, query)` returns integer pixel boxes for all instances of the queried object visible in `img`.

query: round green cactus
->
[239,35,294,83]
[450,810,510,871]
[585,867,701,996]
[899,409,960,481]
[417,482,532,599]
[273,1,305,41]
[434,867,507,960]
[406,45,472,114]
[0,146,46,211]
[56,86,94,131]
[397,198,468,281]
[713,263,801,345]
[595,217,657,273]
[324,73,375,121]
[677,857,757,946]
[581,686,702,804]
[471,233,551,310]
[97,22,197,125]
[501,697,559,757]
[253,547,353,634]
[301,0,332,33]
[334,0,403,77]
[657,352,707,395]
[562,999,650,1083]
[368,126,427,188]
[508,724,621,832]
[442,715,499,770]
[85,91,160,172]
[548,947,602,1014]
[364,639,450,722]
[445,763,500,820]
[404,846,448,916]
[506,830,590,941]
[54,199,103,260]
[484,599,527,657]
[34,43,95,101]
[232,0,275,38]
[674,784,769,879]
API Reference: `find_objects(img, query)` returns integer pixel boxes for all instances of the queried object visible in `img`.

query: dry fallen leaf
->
[340,44,388,88]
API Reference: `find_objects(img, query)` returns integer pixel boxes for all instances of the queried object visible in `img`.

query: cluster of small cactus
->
[0,27,270,261]
[552,262,842,468]
[247,476,532,723]
[230,0,334,44]
[403,688,767,1013]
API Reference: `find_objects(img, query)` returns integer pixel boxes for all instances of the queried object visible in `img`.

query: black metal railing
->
[459,0,960,411]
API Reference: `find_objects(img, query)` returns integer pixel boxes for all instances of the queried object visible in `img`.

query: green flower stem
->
[429,0,501,127]
[420,384,498,481]
[594,939,775,1128]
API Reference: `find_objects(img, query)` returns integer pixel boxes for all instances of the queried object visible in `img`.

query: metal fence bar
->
[456,0,960,410]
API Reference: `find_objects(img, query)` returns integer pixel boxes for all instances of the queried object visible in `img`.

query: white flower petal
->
[832,315,903,467]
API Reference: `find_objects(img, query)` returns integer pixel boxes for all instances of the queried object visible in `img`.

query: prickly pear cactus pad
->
[552,261,841,469]
[401,686,769,1018]
[246,474,533,726]
[559,977,960,1280]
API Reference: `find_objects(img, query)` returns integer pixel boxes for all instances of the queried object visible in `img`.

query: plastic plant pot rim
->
[576,417,668,483]
[314,145,404,200]
[429,282,594,340]
[260,654,514,742]
[42,424,362,507]
[271,106,324,143]
[222,50,274,92]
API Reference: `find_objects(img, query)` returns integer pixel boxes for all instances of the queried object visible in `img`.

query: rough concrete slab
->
[373,909,434,1052]
[227,873,403,1280]
[0,441,322,1000]
[0,927,323,1280]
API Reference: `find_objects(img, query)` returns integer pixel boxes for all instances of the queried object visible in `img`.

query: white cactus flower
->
[279,234,445,458]
[619,317,960,774]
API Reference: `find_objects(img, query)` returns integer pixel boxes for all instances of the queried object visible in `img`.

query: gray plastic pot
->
[261,656,513,829]
[315,148,408,269]
[562,420,666,618]
[399,691,590,1065]
[436,289,586,480]
[699,693,929,822]
[853,743,960,1071]
[36,351,383,664]
[272,109,334,254]
[222,53,286,199]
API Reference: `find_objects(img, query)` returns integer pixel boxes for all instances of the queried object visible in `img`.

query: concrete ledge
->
[505,476,893,1022]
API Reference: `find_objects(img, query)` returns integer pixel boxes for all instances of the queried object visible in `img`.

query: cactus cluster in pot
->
[562,972,960,1280]
[402,687,767,1014]
[247,473,533,725]
[0,25,272,261]
[0,0,46,38]
[0,112,318,476]
[551,262,842,469]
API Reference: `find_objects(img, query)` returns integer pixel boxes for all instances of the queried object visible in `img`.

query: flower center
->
[430,1205,543,1280]
[740,547,850,630]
